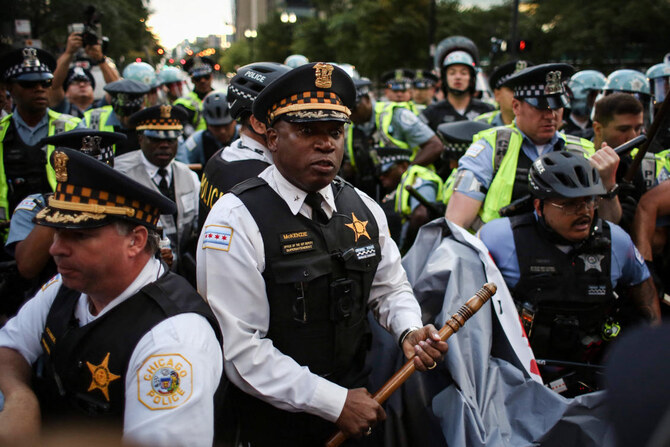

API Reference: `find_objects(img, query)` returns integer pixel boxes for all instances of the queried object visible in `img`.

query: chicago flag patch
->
[202,225,234,251]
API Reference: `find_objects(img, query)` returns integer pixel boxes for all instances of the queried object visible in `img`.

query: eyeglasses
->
[548,197,598,215]
[17,79,53,89]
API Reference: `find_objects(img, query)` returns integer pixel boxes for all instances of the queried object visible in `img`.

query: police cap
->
[437,120,492,155]
[104,78,150,96]
[253,62,355,126]
[505,63,574,110]
[354,77,372,104]
[413,70,438,89]
[488,60,533,91]
[128,104,187,139]
[40,129,126,166]
[0,47,56,82]
[64,66,96,91]
[35,148,176,230]
[376,147,412,174]
[183,56,215,78]
[381,69,414,91]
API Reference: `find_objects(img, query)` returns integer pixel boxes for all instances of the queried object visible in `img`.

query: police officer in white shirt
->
[0,148,222,447]
[197,62,448,446]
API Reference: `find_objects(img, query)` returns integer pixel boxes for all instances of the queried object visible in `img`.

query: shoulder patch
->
[138,354,193,410]
[15,197,38,212]
[465,142,486,158]
[202,224,233,251]
[634,245,645,266]
[41,275,61,291]
[185,137,197,151]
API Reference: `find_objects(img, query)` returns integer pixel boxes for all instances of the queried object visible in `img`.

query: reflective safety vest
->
[630,148,670,189]
[373,101,421,159]
[390,100,420,116]
[0,110,80,234]
[83,105,115,132]
[441,125,595,226]
[174,91,206,131]
[473,110,500,125]
[394,165,443,219]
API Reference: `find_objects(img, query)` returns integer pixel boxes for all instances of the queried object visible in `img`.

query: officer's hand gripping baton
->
[325,282,497,447]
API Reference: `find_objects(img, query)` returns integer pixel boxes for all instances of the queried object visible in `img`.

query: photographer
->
[48,31,120,114]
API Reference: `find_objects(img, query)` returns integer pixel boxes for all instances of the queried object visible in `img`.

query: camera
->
[67,6,107,50]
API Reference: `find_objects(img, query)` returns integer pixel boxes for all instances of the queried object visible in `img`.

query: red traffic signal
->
[515,39,531,52]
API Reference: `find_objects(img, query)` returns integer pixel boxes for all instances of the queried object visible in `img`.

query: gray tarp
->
[368,218,616,447]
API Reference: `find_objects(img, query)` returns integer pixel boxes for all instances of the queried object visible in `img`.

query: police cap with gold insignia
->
[128,104,187,139]
[253,62,355,125]
[35,148,176,230]
[39,129,126,166]
[381,68,414,91]
[104,79,150,117]
[0,47,56,82]
[183,56,215,78]
[505,62,574,110]
[488,60,534,91]
[413,69,439,89]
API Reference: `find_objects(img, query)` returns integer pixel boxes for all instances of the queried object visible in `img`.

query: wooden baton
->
[325,282,497,447]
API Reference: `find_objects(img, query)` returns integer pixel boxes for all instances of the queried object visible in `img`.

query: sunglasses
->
[192,75,211,82]
[17,79,53,89]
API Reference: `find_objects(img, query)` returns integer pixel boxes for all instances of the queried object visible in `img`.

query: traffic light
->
[516,39,531,52]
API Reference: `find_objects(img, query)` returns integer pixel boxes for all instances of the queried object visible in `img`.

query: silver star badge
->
[579,254,605,272]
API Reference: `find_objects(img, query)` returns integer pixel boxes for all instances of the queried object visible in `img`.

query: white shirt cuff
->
[307,377,348,423]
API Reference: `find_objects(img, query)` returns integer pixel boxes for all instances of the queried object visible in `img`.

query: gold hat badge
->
[314,63,334,88]
[54,151,69,182]
[544,71,563,95]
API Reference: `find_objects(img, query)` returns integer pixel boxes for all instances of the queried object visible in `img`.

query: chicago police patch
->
[202,224,233,251]
[138,354,192,410]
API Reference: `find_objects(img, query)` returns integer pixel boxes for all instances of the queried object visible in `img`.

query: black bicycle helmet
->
[227,62,291,120]
[528,151,606,199]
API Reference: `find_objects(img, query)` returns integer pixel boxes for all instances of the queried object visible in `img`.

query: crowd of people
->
[0,30,669,447]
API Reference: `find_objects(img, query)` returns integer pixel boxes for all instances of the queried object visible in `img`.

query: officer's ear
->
[533,198,543,217]
[512,98,522,117]
[265,126,279,153]
[592,120,603,142]
[249,115,267,135]
[128,225,148,256]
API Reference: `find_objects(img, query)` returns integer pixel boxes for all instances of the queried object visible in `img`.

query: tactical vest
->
[36,272,221,422]
[442,125,595,228]
[630,148,670,189]
[228,176,381,445]
[201,130,222,163]
[373,101,420,159]
[0,110,80,233]
[395,164,444,218]
[345,124,378,199]
[198,148,270,231]
[510,213,613,361]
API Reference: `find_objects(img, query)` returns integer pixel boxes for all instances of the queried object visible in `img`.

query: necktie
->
[304,192,329,224]
[157,168,171,198]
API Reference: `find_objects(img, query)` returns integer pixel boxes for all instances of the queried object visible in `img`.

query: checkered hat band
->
[379,154,410,164]
[514,84,547,97]
[228,85,255,101]
[135,118,183,130]
[495,74,513,89]
[269,91,346,120]
[110,95,144,108]
[445,142,470,153]
[53,183,161,226]
[4,63,51,80]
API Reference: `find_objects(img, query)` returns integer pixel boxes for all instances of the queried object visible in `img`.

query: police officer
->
[445,63,621,230]
[84,78,150,155]
[0,48,82,236]
[47,31,121,114]
[347,77,444,172]
[123,61,161,106]
[421,40,494,130]
[597,69,653,129]
[436,120,492,185]
[412,69,439,112]
[158,65,187,104]
[647,61,670,108]
[114,105,199,279]
[177,90,237,165]
[174,56,215,136]
[563,70,607,139]
[198,61,291,230]
[197,62,447,446]
[376,146,443,251]
[475,60,532,127]
[0,148,222,446]
[50,66,104,118]
[5,130,121,290]
[380,68,415,107]
[479,151,660,393]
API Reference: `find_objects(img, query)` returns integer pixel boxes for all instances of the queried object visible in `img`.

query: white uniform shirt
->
[0,258,222,447]
[197,165,422,423]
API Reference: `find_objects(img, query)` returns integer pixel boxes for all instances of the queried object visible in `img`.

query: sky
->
[146,0,234,49]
